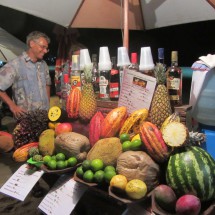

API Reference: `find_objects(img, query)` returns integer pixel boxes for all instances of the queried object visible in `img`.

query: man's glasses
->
[34,41,49,52]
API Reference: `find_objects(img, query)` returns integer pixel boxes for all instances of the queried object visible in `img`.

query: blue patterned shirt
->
[0,52,51,111]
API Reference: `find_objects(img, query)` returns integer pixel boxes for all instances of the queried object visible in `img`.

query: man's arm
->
[46,85,50,102]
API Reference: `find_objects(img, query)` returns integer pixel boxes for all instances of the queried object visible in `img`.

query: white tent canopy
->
[1,0,215,29]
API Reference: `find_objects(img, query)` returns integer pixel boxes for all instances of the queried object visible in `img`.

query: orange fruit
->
[110,174,128,192]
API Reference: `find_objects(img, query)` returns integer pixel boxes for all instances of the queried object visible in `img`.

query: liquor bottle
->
[61,73,71,110]
[92,54,99,99]
[128,52,139,71]
[166,51,182,110]
[158,48,165,65]
[110,56,120,101]
[70,55,81,91]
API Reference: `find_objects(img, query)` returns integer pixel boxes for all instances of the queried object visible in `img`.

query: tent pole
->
[123,0,129,51]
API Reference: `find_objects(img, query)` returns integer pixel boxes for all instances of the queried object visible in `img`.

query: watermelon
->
[166,146,215,202]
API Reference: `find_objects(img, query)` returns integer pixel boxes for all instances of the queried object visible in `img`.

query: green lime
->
[43,155,52,165]
[83,170,94,183]
[76,166,84,178]
[82,160,91,171]
[130,139,142,151]
[94,170,105,183]
[64,160,68,167]
[56,153,66,161]
[67,157,78,167]
[122,140,132,152]
[47,159,57,170]
[104,170,116,183]
[104,165,116,173]
[120,133,130,143]
[51,155,56,160]
[56,160,66,169]
[90,159,104,172]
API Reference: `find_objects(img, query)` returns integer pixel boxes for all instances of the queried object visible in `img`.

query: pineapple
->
[149,63,172,129]
[79,65,97,121]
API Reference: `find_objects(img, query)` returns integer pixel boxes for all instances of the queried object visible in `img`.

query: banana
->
[119,109,148,136]
[160,112,180,132]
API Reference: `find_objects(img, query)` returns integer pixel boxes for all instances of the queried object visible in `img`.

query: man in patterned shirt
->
[0,31,51,119]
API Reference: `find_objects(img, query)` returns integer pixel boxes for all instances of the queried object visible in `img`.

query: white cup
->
[139,47,154,71]
[98,47,112,71]
[80,49,92,70]
[117,47,131,67]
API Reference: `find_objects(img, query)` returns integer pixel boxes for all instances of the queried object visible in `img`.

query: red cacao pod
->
[100,106,128,138]
[89,111,104,147]
[66,87,81,119]
[139,121,172,163]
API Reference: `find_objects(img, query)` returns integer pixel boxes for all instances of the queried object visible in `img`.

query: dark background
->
[0,5,215,67]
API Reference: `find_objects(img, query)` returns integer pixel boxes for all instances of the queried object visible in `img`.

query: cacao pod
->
[13,142,39,162]
[100,106,128,138]
[89,111,104,147]
[66,87,81,119]
[139,121,172,163]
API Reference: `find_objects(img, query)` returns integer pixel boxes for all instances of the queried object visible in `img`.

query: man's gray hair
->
[26,31,50,47]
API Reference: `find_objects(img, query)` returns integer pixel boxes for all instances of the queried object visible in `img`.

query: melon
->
[166,146,215,201]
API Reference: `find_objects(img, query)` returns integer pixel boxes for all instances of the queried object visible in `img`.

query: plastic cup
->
[139,47,154,71]
[117,47,130,67]
[71,55,80,70]
[80,49,91,70]
[98,47,112,71]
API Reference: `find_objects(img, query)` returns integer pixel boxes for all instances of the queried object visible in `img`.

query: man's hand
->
[9,104,27,119]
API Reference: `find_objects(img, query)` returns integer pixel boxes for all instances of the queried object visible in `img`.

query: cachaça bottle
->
[128,52,139,71]
[70,55,81,91]
[91,54,100,99]
[166,51,182,110]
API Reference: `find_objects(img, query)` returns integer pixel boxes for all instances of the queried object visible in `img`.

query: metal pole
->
[123,0,129,51]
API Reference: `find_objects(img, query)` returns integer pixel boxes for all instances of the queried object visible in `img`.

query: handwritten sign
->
[0,164,44,201]
[118,69,156,114]
[38,176,87,215]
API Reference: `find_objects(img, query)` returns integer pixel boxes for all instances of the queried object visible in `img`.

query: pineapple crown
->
[83,64,93,83]
[154,63,166,84]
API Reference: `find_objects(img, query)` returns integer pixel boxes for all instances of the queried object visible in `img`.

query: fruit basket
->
[73,172,98,187]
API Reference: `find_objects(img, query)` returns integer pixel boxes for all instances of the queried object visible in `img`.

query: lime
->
[82,160,91,171]
[76,166,84,178]
[47,159,57,170]
[83,170,94,183]
[130,139,142,151]
[122,140,132,152]
[90,159,104,172]
[56,160,66,169]
[56,153,66,161]
[51,155,56,160]
[67,157,78,167]
[64,160,68,167]
[104,170,117,183]
[94,170,105,183]
[104,165,116,173]
[43,155,52,165]
[120,133,130,143]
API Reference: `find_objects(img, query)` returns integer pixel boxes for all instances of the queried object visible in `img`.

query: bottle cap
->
[98,47,112,70]
[158,48,164,60]
[80,49,92,70]
[63,74,69,83]
[131,53,138,64]
[71,55,80,70]
[139,47,154,71]
[117,47,131,67]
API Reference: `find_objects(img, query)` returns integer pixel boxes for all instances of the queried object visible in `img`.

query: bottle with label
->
[158,48,165,66]
[70,55,81,91]
[98,47,112,100]
[92,54,100,98]
[110,56,120,101]
[128,52,139,71]
[61,74,71,110]
[166,51,182,109]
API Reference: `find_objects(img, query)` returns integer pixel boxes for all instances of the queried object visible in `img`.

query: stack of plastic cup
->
[98,47,112,71]
[117,47,131,67]
[79,49,92,70]
[139,47,154,71]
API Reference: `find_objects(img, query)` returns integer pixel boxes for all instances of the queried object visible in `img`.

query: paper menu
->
[0,164,44,201]
[118,69,156,114]
[38,176,87,215]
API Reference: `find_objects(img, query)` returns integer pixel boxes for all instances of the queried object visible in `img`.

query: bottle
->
[110,56,120,101]
[92,54,100,99]
[128,52,139,71]
[70,55,81,91]
[166,51,182,110]
[158,48,165,65]
[61,74,71,110]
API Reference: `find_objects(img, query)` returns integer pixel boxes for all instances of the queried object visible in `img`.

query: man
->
[0,31,51,119]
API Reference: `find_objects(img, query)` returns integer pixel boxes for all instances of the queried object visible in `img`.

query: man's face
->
[30,37,49,60]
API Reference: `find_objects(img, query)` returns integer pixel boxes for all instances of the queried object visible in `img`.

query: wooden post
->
[123,0,129,51]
